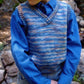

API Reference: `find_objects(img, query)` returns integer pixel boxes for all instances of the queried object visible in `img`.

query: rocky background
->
[0,0,84,84]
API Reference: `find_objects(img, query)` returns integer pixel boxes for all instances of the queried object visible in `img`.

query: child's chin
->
[29,3,37,6]
[28,0,41,6]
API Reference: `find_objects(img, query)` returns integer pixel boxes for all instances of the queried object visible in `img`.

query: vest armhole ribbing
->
[16,5,26,25]
[16,5,28,36]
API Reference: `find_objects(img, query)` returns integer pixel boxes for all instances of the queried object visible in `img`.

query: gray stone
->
[80,49,84,65]
[79,74,84,84]
[78,65,84,74]
[80,20,84,27]
[0,69,5,83]
[6,63,18,77]
[1,81,6,84]
[0,57,3,69]
[76,16,83,22]
[1,50,14,67]
[77,49,84,74]
[77,49,84,84]
[6,76,17,84]
[0,0,20,11]
[71,81,80,84]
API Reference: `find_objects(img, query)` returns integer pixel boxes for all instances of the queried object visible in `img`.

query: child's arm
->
[58,5,82,84]
[11,9,51,84]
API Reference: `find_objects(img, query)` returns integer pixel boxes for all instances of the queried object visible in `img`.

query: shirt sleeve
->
[10,8,51,84]
[58,5,82,84]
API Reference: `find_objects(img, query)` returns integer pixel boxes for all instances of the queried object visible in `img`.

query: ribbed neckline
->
[26,0,59,24]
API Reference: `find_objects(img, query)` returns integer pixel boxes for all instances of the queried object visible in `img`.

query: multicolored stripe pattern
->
[17,0,67,80]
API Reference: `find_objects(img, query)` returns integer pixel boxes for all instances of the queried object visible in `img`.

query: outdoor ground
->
[0,10,12,52]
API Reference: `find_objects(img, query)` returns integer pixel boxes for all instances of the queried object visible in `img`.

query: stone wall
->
[0,50,18,84]
[0,0,26,12]
[0,0,20,11]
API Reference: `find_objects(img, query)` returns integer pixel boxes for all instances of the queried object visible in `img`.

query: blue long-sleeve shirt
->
[11,0,82,84]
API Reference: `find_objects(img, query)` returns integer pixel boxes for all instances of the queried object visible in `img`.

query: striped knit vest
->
[17,0,67,80]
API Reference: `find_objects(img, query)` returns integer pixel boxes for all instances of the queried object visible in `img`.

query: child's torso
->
[17,0,67,80]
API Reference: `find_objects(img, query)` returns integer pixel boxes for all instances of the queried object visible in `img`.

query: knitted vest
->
[17,0,67,80]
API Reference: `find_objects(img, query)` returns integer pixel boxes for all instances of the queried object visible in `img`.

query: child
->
[11,0,81,84]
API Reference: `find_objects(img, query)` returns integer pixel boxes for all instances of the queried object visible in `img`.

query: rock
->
[6,63,18,77]
[0,50,18,83]
[76,16,83,22]
[1,81,6,84]
[0,0,27,12]
[3,44,11,51]
[0,57,3,69]
[71,81,80,84]
[6,76,17,84]
[77,65,84,74]
[0,0,20,11]
[1,50,14,67]
[77,49,84,73]
[0,69,5,83]
[77,49,84,84]
[79,74,84,84]
[80,20,84,27]
[80,49,84,65]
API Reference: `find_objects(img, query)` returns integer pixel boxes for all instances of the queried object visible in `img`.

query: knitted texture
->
[17,0,67,80]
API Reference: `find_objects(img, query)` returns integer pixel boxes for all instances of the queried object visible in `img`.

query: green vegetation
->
[73,72,81,84]
[18,0,27,3]
[13,0,27,10]
[0,25,1,29]
[0,0,3,4]
[13,3,19,10]
[0,42,4,51]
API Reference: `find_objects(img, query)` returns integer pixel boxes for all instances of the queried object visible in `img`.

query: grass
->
[13,0,27,10]
[73,72,81,84]
[13,3,19,10]
[0,0,3,4]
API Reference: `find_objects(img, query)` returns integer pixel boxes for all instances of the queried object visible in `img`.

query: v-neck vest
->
[17,0,68,80]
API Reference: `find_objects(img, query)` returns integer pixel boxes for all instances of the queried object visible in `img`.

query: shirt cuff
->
[58,73,73,84]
